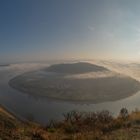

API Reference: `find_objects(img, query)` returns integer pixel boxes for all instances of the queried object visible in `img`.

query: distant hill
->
[9,62,140,102]
[46,62,108,74]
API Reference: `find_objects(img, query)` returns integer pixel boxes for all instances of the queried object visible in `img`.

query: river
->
[0,63,140,125]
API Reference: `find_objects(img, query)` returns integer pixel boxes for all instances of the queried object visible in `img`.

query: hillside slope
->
[0,106,49,140]
[1,106,140,140]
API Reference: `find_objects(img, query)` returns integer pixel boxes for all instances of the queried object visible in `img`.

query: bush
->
[119,108,129,120]
[96,110,113,124]
[64,123,79,134]
[63,111,83,123]
[31,131,45,140]
[47,128,56,133]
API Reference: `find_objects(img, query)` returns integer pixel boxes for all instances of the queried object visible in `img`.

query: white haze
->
[1,60,140,82]
[64,71,117,79]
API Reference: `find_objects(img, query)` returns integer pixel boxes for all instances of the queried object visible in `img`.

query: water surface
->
[0,64,140,125]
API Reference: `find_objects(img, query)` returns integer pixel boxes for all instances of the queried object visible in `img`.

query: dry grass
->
[1,107,140,140]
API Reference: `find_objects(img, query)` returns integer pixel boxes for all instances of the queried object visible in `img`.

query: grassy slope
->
[1,106,140,140]
[0,106,49,140]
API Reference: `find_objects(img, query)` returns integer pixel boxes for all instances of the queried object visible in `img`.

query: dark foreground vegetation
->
[1,106,140,140]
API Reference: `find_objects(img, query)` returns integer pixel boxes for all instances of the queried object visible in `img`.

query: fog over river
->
[1,61,140,125]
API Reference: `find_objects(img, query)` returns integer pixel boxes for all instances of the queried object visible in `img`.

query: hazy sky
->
[1,0,140,62]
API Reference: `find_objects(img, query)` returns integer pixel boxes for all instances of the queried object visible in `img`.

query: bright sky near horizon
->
[1,0,140,62]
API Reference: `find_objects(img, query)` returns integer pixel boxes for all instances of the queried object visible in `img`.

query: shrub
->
[31,131,45,140]
[63,111,83,124]
[119,108,129,120]
[96,110,113,124]
[47,128,56,133]
[64,123,79,134]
